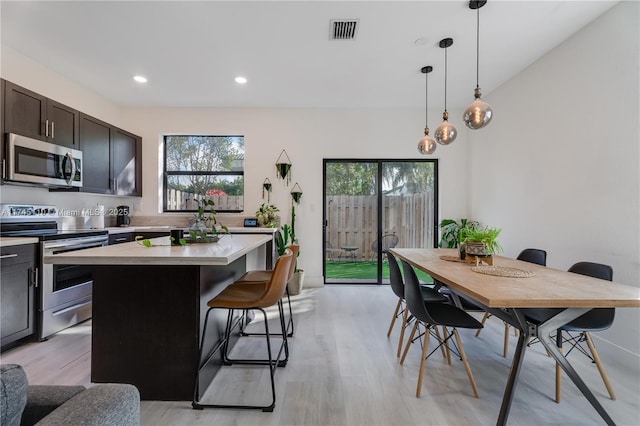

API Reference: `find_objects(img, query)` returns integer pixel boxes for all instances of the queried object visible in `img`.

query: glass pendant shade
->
[435,38,457,146]
[435,111,457,145]
[463,93,493,129]
[418,65,436,155]
[418,128,437,154]
[464,1,493,130]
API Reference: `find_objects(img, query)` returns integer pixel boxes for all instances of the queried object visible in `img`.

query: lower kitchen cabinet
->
[108,233,133,245]
[1,243,37,350]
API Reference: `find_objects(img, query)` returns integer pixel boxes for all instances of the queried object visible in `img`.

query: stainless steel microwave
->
[4,133,82,188]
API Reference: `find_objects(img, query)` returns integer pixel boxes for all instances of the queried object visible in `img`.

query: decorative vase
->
[459,243,466,260]
[189,218,208,241]
[287,270,304,295]
[465,242,488,256]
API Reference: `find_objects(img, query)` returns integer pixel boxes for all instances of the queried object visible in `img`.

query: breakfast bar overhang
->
[44,234,272,400]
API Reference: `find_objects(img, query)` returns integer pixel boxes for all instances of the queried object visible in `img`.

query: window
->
[163,135,244,212]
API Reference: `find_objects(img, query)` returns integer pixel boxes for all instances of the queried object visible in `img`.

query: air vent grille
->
[329,19,359,40]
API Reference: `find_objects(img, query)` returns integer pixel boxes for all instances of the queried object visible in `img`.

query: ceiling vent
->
[329,19,359,40]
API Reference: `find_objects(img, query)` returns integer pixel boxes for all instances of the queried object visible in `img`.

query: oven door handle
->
[44,237,108,251]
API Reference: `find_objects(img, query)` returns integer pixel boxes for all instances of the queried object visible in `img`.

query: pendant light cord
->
[476,6,480,89]
[444,46,448,112]
[425,72,429,126]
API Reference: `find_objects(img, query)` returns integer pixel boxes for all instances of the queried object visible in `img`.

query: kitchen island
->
[44,234,272,400]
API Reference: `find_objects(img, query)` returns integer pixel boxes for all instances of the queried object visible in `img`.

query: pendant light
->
[463,0,493,129]
[434,38,457,145]
[418,66,437,155]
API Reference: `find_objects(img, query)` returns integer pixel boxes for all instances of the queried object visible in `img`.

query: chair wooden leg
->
[400,321,419,365]
[397,303,409,358]
[416,322,430,398]
[584,332,616,400]
[453,329,479,398]
[475,312,490,337]
[387,298,402,337]
[441,326,452,365]
[503,322,510,358]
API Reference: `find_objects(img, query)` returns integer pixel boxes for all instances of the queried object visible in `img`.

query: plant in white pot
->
[255,203,280,228]
[275,205,304,295]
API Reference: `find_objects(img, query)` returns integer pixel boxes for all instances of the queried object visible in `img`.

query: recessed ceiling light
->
[133,75,147,83]
[235,76,247,84]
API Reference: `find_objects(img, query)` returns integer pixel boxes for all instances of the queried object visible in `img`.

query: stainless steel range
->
[0,204,108,340]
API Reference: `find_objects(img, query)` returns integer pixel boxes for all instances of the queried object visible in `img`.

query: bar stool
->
[192,249,293,412]
[235,243,299,337]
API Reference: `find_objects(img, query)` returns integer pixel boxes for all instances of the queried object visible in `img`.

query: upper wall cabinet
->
[3,80,79,149]
[79,113,142,196]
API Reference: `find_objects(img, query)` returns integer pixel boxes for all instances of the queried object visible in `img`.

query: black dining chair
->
[386,252,448,358]
[476,248,547,357]
[399,259,483,398]
[523,261,616,403]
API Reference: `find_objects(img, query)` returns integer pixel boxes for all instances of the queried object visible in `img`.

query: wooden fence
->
[166,189,244,211]
[325,191,435,261]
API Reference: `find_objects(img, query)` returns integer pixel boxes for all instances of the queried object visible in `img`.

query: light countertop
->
[0,237,39,248]
[105,226,277,235]
[44,233,271,266]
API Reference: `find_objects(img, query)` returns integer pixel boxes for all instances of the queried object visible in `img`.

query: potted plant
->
[274,205,304,295]
[439,218,479,258]
[188,197,229,243]
[286,203,304,295]
[461,226,503,256]
[255,203,280,228]
[439,218,479,248]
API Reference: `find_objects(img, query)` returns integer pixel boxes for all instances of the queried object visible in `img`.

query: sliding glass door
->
[323,159,438,284]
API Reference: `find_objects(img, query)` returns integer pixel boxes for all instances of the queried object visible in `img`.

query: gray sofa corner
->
[1,364,140,426]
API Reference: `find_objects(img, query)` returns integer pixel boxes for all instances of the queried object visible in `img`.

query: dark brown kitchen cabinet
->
[111,127,141,196]
[1,243,37,351]
[3,80,79,149]
[108,233,133,245]
[79,113,142,196]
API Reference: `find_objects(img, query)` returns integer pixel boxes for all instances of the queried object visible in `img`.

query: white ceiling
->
[0,1,618,109]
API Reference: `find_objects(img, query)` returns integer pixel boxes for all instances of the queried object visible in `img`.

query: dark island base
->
[91,257,247,400]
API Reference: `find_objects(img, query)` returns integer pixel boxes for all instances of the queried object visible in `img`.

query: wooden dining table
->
[390,248,640,426]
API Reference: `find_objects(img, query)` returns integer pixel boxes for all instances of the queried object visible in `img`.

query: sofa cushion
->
[20,385,85,426]
[0,364,28,426]
[36,384,140,426]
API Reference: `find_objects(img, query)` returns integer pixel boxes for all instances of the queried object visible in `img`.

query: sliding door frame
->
[323,158,439,284]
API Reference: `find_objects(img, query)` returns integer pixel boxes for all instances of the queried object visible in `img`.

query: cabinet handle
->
[113,237,127,242]
[45,119,49,137]
[33,267,39,288]
[0,253,18,259]
[51,121,55,138]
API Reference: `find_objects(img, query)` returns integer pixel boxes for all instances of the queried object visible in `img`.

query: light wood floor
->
[2,285,639,425]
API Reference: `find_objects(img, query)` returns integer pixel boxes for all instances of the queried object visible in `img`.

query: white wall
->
[119,107,469,286]
[467,1,639,364]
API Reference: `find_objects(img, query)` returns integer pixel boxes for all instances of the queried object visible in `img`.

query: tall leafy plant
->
[439,218,479,248]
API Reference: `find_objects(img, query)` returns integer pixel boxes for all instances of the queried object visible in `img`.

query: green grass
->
[325,260,434,284]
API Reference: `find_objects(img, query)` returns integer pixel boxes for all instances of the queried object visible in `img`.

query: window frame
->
[162,134,245,213]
